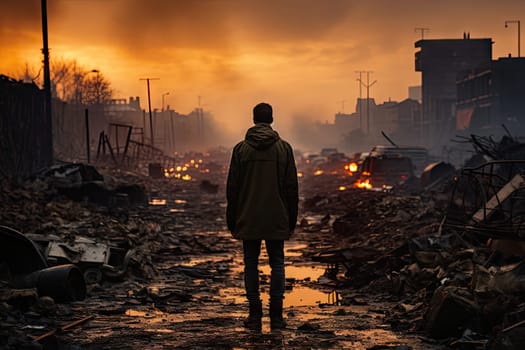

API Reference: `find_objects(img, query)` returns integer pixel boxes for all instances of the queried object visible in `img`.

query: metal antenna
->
[415,27,430,40]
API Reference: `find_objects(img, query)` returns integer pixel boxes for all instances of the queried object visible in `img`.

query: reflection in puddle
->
[220,285,337,307]
[145,328,174,334]
[125,309,164,320]
[169,208,186,213]
[232,263,326,282]
[185,255,233,267]
[286,243,308,257]
[285,286,330,306]
[174,199,187,204]
[149,199,167,205]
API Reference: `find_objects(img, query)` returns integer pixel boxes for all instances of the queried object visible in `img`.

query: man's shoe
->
[243,300,262,330]
[269,300,286,330]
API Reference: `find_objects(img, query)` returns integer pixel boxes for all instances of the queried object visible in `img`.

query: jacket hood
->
[245,123,280,150]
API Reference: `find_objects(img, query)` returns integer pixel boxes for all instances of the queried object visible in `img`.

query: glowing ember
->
[355,179,372,189]
[176,166,182,172]
[182,174,192,181]
[297,172,303,178]
[338,186,347,191]
[149,199,167,205]
[314,169,324,176]
[348,162,358,173]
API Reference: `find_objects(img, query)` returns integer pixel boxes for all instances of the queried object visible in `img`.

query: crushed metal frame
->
[444,160,525,240]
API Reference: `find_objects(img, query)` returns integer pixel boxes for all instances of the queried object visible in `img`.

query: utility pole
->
[414,27,430,40]
[85,109,90,163]
[162,92,169,111]
[197,95,203,141]
[41,0,53,163]
[338,100,346,113]
[505,20,521,57]
[355,71,366,131]
[358,71,377,135]
[139,78,159,147]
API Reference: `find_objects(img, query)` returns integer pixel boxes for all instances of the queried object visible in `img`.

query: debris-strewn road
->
[9,153,525,349]
[1,164,450,349]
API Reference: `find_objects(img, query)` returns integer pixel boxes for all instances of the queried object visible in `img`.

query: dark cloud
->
[96,0,355,52]
[0,0,62,28]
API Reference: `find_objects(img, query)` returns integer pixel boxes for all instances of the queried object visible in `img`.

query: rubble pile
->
[298,149,525,349]
[0,159,230,349]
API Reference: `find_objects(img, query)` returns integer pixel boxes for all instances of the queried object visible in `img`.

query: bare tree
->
[81,71,113,105]
[13,58,113,105]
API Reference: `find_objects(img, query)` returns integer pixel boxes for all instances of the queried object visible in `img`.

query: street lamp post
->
[89,69,100,104]
[162,92,170,111]
[505,20,521,57]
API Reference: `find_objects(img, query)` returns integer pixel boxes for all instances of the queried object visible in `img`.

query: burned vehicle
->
[355,154,415,189]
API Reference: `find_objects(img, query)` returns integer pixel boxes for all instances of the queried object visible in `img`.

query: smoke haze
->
[2,0,525,149]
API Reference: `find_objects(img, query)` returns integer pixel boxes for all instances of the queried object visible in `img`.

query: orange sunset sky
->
[2,0,525,139]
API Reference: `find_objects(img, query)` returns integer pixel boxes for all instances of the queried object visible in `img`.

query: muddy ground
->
[0,161,457,350]
[4,174,451,350]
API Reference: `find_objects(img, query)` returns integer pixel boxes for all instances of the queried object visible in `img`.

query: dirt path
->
[48,187,447,350]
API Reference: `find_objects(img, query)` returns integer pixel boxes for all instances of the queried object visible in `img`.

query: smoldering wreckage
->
[1,135,525,350]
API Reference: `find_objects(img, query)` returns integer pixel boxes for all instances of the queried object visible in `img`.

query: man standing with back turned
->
[227,102,299,331]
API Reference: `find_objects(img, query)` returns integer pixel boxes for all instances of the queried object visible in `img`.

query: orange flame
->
[355,179,372,189]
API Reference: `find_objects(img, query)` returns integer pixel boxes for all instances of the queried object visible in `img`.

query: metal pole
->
[142,109,146,144]
[170,111,175,152]
[366,72,370,135]
[41,0,53,163]
[358,71,377,135]
[85,109,90,163]
[146,79,153,146]
[139,78,159,147]
[505,20,521,57]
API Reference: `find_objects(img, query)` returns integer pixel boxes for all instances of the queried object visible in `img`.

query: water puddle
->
[149,198,188,210]
[286,243,308,257]
[149,199,167,206]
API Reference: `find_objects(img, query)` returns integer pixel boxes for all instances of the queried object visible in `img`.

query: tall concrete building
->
[415,35,492,151]
[456,57,525,136]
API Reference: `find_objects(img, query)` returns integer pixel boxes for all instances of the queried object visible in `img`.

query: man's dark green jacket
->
[226,123,298,240]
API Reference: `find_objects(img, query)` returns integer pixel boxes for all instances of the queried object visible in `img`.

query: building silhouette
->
[415,35,492,151]
[456,57,525,136]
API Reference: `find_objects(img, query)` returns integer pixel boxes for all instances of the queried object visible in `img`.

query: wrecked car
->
[355,154,415,189]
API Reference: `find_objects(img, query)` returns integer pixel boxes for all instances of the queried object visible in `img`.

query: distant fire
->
[314,169,324,176]
[297,172,303,178]
[344,162,359,176]
[355,179,372,189]
[338,185,347,191]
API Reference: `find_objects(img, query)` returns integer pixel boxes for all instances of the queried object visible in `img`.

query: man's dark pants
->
[242,240,285,304]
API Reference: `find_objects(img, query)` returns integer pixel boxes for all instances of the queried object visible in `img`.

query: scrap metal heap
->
[297,134,525,349]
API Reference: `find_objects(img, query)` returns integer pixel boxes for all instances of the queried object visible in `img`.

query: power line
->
[357,71,377,135]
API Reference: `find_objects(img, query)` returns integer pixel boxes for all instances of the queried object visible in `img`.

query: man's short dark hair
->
[253,102,273,124]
